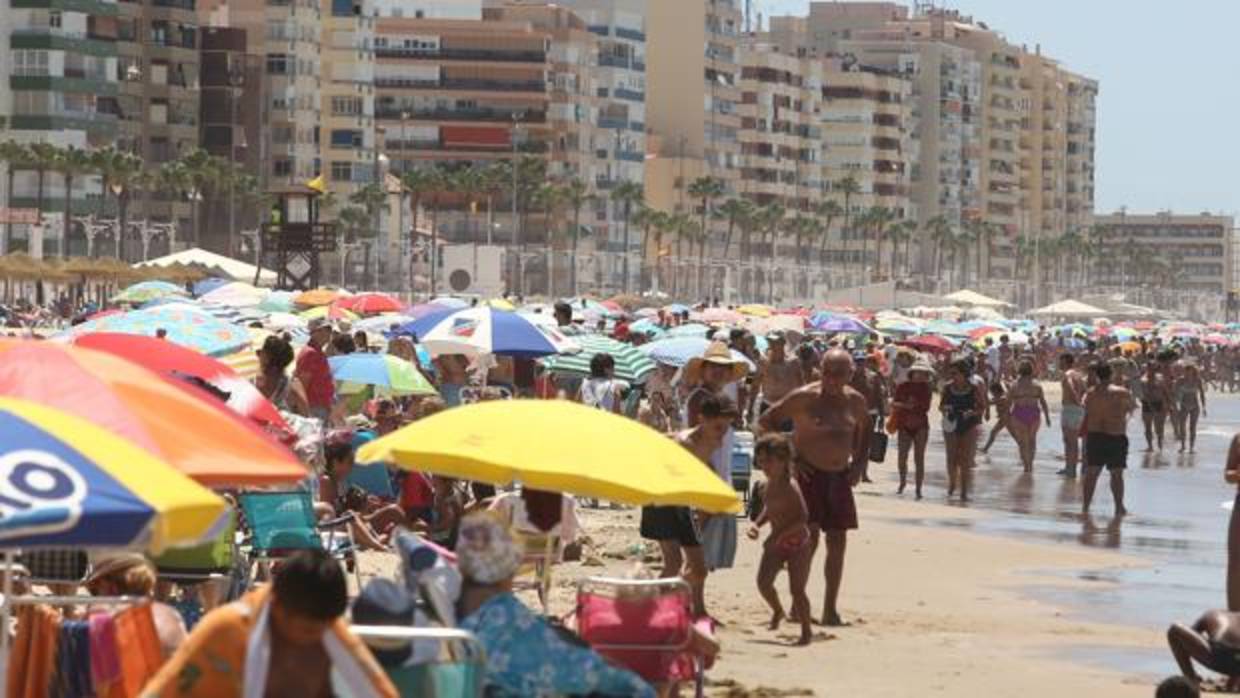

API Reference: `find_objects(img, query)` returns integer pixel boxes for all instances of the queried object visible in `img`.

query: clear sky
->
[758,0,1240,218]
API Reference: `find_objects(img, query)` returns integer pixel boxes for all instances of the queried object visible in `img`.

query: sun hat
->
[308,317,332,333]
[86,553,151,586]
[684,341,748,384]
[456,512,523,585]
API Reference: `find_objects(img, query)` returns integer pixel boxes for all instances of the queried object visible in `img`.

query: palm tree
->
[833,176,860,279]
[532,183,564,295]
[666,212,699,299]
[954,222,979,289]
[560,177,593,296]
[849,207,874,284]
[642,208,672,292]
[886,219,915,280]
[924,215,952,287]
[400,166,439,254]
[756,204,786,302]
[349,182,387,287]
[27,142,60,244]
[0,141,32,254]
[715,198,752,263]
[449,164,483,242]
[815,199,843,267]
[174,148,219,246]
[53,145,95,257]
[477,161,508,244]
[610,180,643,293]
[787,215,821,298]
[687,176,725,251]
[866,207,896,281]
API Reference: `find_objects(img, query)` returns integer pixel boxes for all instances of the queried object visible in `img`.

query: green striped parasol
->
[539,335,657,383]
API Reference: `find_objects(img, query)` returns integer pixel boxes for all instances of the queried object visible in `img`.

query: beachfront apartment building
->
[1,0,119,255]
[320,0,376,199]
[115,0,199,250]
[1091,212,1235,295]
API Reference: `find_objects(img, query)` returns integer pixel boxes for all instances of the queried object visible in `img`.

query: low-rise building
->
[1090,212,1235,295]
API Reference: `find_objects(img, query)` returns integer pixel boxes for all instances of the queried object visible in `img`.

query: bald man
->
[758,349,868,626]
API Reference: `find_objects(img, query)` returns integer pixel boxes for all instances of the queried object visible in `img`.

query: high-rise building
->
[1091,212,1234,295]
[116,0,199,248]
[2,0,120,255]
[320,0,376,198]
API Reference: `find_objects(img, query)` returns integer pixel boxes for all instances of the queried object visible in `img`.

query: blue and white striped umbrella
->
[415,307,580,358]
[640,337,755,371]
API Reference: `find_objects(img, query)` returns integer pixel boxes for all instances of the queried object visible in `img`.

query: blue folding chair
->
[345,462,396,500]
[238,491,359,588]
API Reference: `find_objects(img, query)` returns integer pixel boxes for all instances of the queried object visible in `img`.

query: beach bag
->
[868,428,889,463]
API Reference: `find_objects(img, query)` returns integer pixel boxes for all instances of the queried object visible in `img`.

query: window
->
[266,54,289,75]
[331,129,362,148]
[331,96,362,116]
[271,126,292,144]
[330,161,353,181]
[12,50,50,77]
[49,10,61,28]
[273,159,292,177]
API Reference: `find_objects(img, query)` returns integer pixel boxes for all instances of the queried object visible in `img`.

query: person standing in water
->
[891,358,934,498]
[1058,353,1088,478]
[940,359,986,502]
[1081,362,1133,516]
[1141,360,1172,452]
[1005,360,1051,473]
[1175,361,1208,454]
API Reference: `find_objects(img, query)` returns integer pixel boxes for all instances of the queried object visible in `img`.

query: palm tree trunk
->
[62,172,73,258]
[118,195,128,261]
[35,169,45,254]
[570,206,580,296]
[4,169,14,255]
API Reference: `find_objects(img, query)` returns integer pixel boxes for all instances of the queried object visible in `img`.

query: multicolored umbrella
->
[415,307,580,358]
[641,336,756,371]
[57,305,251,357]
[359,401,740,514]
[665,323,714,339]
[334,293,405,316]
[898,335,958,355]
[300,305,360,323]
[192,277,232,297]
[200,281,268,308]
[540,335,657,383]
[0,398,227,552]
[293,288,348,308]
[628,318,668,339]
[809,312,873,335]
[354,314,416,335]
[0,339,307,487]
[694,307,742,324]
[113,280,189,305]
[329,353,437,396]
[259,290,297,313]
[69,333,291,435]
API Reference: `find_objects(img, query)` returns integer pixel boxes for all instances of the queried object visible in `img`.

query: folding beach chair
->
[238,490,359,588]
[345,461,396,500]
[575,576,707,698]
[513,530,561,614]
[345,626,486,698]
[731,430,755,503]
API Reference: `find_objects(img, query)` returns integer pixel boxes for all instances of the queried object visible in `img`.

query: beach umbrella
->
[86,308,123,322]
[192,277,232,297]
[1116,341,1143,354]
[335,293,405,316]
[564,297,620,319]
[200,281,268,308]
[665,303,690,315]
[69,333,290,434]
[0,398,227,552]
[810,313,873,335]
[258,290,297,313]
[328,353,437,396]
[359,400,741,513]
[0,339,307,487]
[1204,334,1230,346]
[293,287,348,308]
[634,307,659,319]
[1109,327,1139,342]
[354,314,416,335]
[665,323,713,339]
[484,298,516,311]
[898,335,958,355]
[628,318,667,339]
[57,305,250,357]
[263,311,309,333]
[875,318,921,334]
[429,296,469,310]
[693,307,742,325]
[923,320,971,338]
[539,335,657,383]
[641,336,756,371]
[112,280,189,305]
[736,304,773,318]
[414,307,580,358]
[300,304,360,323]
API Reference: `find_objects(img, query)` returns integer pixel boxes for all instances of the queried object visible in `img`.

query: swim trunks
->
[640,505,701,547]
[1061,404,1085,431]
[797,464,858,531]
[1085,432,1128,471]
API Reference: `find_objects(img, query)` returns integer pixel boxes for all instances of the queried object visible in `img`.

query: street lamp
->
[511,111,525,295]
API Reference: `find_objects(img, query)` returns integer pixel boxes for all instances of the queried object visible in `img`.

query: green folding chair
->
[238,491,359,588]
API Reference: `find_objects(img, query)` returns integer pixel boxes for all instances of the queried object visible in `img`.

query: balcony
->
[375,47,545,63]
[11,0,119,15]
[616,150,644,163]
[10,31,116,57]
[614,87,644,102]
[374,77,545,93]
[598,116,626,129]
[616,27,646,42]
[376,107,546,124]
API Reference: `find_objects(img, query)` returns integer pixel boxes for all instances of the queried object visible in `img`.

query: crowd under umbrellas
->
[3,274,1240,695]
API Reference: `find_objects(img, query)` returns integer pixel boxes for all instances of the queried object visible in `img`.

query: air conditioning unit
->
[439,244,506,297]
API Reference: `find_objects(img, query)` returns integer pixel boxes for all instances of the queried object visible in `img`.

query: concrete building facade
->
[1091,212,1234,295]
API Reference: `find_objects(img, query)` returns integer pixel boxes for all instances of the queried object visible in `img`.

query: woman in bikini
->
[1140,360,1170,451]
[1005,360,1051,473]
[1176,361,1208,453]
[940,359,986,502]
[747,433,812,645]
[891,358,933,499]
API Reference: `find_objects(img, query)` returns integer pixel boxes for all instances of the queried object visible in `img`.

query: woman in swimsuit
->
[1176,362,1208,453]
[1140,361,1169,451]
[1005,360,1051,473]
[891,358,934,499]
[940,359,986,502]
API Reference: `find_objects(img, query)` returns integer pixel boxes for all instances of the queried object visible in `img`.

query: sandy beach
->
[361,481,1165,697]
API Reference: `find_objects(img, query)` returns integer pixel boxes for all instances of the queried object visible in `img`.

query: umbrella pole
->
[0,549,13,673]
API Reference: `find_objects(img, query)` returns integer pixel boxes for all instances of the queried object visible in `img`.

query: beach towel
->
[89,613,122,698]
[51,620,92,698]
[114,604,163,697]
[6,603,60,698]
[140,587,396,698]
[700,514,737,571]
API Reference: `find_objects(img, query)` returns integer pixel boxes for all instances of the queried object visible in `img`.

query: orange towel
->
[5,604,61,698]
[113,603,163,698]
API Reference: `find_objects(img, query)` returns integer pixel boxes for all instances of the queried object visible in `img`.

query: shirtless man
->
[1168,609,1240,691]
[756,332,803,430]
[640,394,736,617]
[848,353,887,483]
[1058,353,1088,478]
[759,349,868,626]
[434,354,469,407]
[1082,362,1133,516]
[1141,361,1171,451]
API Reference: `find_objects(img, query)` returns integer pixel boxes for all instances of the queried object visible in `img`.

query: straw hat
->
[86,553,151,585]
[684,341,748,384]
[909,357,936,377]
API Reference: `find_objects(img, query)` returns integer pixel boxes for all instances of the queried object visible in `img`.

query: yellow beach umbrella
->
[485,298,516,311]
[359,400,741,513]
[0,397,227,553]
[737,304,774,318]
[299,304,360,323]
[294,287,347,308]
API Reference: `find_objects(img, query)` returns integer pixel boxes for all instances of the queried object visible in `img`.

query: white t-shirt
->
[580,377,629,412]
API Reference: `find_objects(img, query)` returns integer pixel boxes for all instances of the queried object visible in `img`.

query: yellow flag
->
[306,174,326,194]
